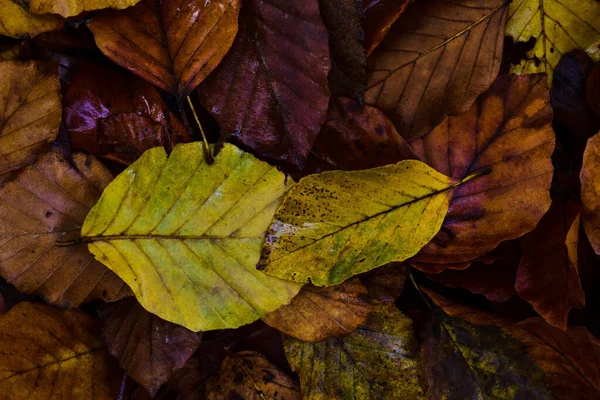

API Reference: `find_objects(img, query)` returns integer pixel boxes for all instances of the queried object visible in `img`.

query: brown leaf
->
[64,61,189,165]
[156,354,204,400]
[581,131,600,255]
[363,0,410,56]
[198,0,331,168]
[99,298,202,396]
[0,302,122,398]
[319,0,366,99]
[589,62,600,120]
[88,0,241,98]
[302,97,417,175]
[263,278,373,342]
[28,0,143,18]
[409,74,554,269]
[359,262,408,302]
[516,198,584,330]
[0,151,131,307]
[365,0,508,141]
[0,60,61,183]
[206,350,300,399]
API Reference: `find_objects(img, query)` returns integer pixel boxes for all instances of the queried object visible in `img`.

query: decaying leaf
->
[365,0,509,141]
[198,0,331,168]
[99,298,202,396]
[27,0,142,18]
[0,0,63,39]
[506,0,600,85]
[206,350,300,399]
[0,151,131,307]
[359,262,408,302]
[81,143,302,331]
[422,311,553,399]
[363,0,410,56]
[88,0,241,98]
[284,303,424,399]
[0,60,61,182]
[264,278,373,342]
[259,159,479,286]
[581,131,600,254]
[410,74,555,268]
[0,302,121,399]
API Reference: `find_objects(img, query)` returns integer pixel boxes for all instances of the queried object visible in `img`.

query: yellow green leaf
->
[506,0,600,84]
[258,160,475,286]
[81,143,302,332]
[0,0,63,38]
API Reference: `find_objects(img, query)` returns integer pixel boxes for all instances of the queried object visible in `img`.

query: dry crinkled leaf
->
[28,0,142,18]
[206,350,300,399]
[0,302,121,399]
[82,143,302,331]
[506,0,600,85]
[0,60,61,182]
[88,0,241,98]
[365,0,508,141]
[263,278,373,342]
[99,298,202,397]
[0,0,63,38]
[284,303,424,399]
[363,0,410,56]
[198,0,331,168]
[581,131,600,254]
[0,151,131,307]
[409,74,555,269]
[259,159,478,286]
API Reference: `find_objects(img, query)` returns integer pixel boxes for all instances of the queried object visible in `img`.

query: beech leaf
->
[28,0,142,18]
[363,0,410,56]
[81,143,302,331]
[0,0,63,38]
[259,159,479,286]
[581,131,600,254]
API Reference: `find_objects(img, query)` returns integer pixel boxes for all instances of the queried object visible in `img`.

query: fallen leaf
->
[422,310,553,399]
[0,292,5,314]
[263,278,373,342]
[0,151,131,307]
[0,60,61,183]
[365,0,509,141]
[516,198,584,330]
[0,302,121,399]
[198,0,331,168]
[302,97,417,175]
[259,159,479,286]
[81,143,302,331]
[156,354,204,400]
[64,61,189,165]
[359,262,408,302]
[88,0,241,99]
[506,0,600,85]
[589,62,600,119]
[0,0,63,38]
[0,41,22,60]
[99,298,202,396]
[319,0,367,99]
[581,131,600,254]
[206,350,300,399]
[284,303,424,399]
[363,0,410,56]
[27,0,142,18]
[409,74,555,268]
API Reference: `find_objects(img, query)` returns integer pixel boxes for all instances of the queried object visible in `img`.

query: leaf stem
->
[453,166,492,188]
[187,95,214,164]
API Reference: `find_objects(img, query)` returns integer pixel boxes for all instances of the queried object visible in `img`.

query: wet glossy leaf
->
[263,278,373,342]
[363,0,410,56]
[0,151,131,307]
[409,74,554,269]
[365,0,508,141]
[284,303,425,399]
[506,0,600,85]
[198,0,331,168]
[88,0,241,98]
[259,159,475,286]
[581,131,600,254]
[0,60,61,183]
[82,143,302,331]
[99,298,202,396]
[206,351,300,399]
[0,302,121,399]
[0,0,63,38]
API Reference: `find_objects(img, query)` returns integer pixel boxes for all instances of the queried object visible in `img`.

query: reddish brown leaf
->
[581,131,600,255]
[302,97,417,175]
[0,293,5,314]
[64,61,189,165]
[0,151,131,307]
[88,0,241,98]
[359,262,409,302]
[409,74,554,269]
[99,298,202,396]
[198,0,331,168]
[516,198,584,330]
[588,62,600,120]
[363,0,409,55]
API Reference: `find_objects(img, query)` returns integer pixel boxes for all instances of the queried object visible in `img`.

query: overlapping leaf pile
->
[1,0,600,398]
